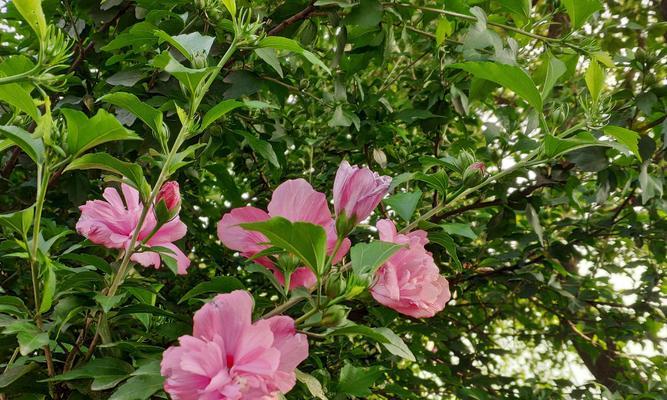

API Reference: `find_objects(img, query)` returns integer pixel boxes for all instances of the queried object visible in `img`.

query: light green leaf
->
[384,190,422,222]
[585,60,604,105]
[99,92,164,136]
[241,217,328,275]
[435,17,453,46]
[373,327,416,361]
[94,293,126,313]
[200,100,245,131]
[64,153,149,200]
[441,223,477,239]
[258,37,330,74]
[17,331,49,356]
[154,31,215,61]
[450,61,543,110]
[235,131,281,168]
[151,52,212,94]
[498,0,531,18]
[562,0,603,30]
[337,362,384,397]
[543,132,600,158]
[296,370,328,400]
[0,83,39,120]
[639,162,663,204]
[0,125,44,164]
[328,324,389,343]
[38,262,56,314]
[0,206,34,238]
[542,55,566,99]
[350,241,404,276]
[603,125,641,160]
[13,0,47,39]
[255,48,284,78]
[221,0,236,16]
[62,109,142,158]
[179,276,245,304]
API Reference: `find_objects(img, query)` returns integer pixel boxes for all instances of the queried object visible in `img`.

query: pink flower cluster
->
[161,290,308,399]
[371,219,451,318]
[218,178,352,289]
[76,182,190,274]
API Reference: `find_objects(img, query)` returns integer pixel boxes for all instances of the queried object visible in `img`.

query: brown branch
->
[1,147,21,178]
[267,1,317,36]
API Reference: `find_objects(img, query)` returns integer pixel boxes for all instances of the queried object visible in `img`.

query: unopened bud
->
[372,148,387,168]
[157,181,181,212]
[325,273,346,299]
[320,305,348,327]
[463,162,486,185]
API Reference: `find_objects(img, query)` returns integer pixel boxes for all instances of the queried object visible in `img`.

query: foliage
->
[0,0,665,399]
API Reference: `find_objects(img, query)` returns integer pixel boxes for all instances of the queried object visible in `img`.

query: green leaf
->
[18,331,49,356]
[101,22,158,52]
[0,363,38,388]
[255,48,284,78]
[344,0,383,28]
[350,241,403,276]
[221,0,236,16]
[414,171,448,193]
[0,84,39,120]
[543,132,600,158]
[384,190,422,222]
[64,153,149,199]
[449,62,543,110]
[179,276,245,304]
[428,231,462,271]
[585,60,604,105]
[337,362,384,397]
[200,100,245,131]
[435,17,453,46]
[542,55,566,99]
[154,31,215,61]
[296,370,328,400]
[639,162,663,204]
[0,125,44,164]
[603,125,641,160]
[525,204,544,246]
[0,206,34,238]
[441,223,477,239]
[498,0,531,18]
[38,262,56,313]
[100,92,164,136]
[48,358,134,391]
[95,293,126,313]
[373,327,416,361]
[328,324,389,343]
[109,374,164,400]
[12,0,47,39]
[258,37,330,74]
[235,131,281,168]
[241,217,328,275]
[151,52,211,94]
[562,0,603,30]
[62,109,142,158]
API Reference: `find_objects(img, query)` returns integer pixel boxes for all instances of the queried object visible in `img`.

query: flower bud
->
[157,181,181,214]
[333,161,391,226]
[325,272,346,299]
[320,305,349,327]
[372,148,387,168]
[462,162,486,186]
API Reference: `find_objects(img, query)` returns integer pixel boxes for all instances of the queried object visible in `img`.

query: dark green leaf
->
[62,109,142,158]
[337,362,384,397]
[100,92,164,136]
[0,125,44,163]
[384,190,422,222]
[179,276,245,304]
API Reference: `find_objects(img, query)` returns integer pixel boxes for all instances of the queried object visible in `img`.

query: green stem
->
[261,295,308,319]
[400,152,542,233]
[295,307,320,325]
[0,65,41,85]
[385,2,587,54]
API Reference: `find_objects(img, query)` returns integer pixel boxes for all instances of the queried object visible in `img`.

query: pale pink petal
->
[193,290,253,351]
[217,207,270,254]
[267,179,331,226]
[130,250,161,269]
[157,242,191,274]
[149,217,187,244]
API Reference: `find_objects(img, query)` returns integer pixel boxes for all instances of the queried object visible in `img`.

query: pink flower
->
[333,160,391,224]
[157,181,181,211]
[76,184,191,274]
[217,179,351,290]
[370,219,450,318]
[161,290,308,399]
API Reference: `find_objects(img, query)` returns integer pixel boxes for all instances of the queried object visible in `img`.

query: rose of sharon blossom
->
[161,290,308,399]
[157,181,181,211]
[217,179,350,289]
[76,183,190,274]
[333,160,391,223]
[370,219,450,318]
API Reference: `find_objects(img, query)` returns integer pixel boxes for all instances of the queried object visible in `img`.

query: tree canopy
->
[0,0,665,399]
